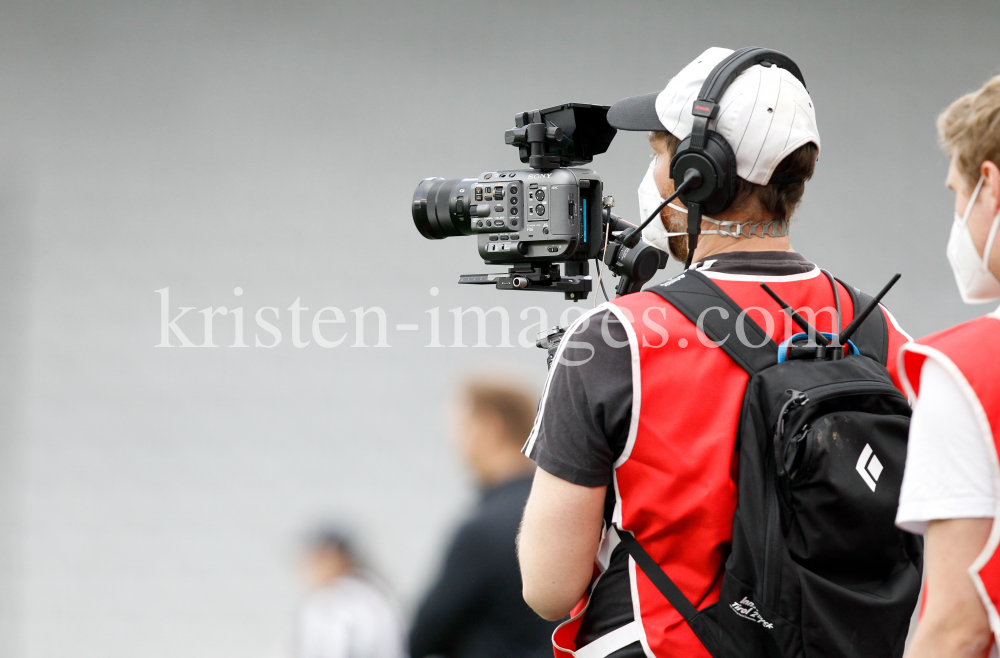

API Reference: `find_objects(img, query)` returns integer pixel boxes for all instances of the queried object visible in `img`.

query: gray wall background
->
[0,1,997,656]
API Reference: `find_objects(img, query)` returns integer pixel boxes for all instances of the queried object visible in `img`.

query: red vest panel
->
[899,313,1000,643]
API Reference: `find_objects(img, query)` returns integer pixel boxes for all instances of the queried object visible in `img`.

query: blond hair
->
[937,74,1000,188]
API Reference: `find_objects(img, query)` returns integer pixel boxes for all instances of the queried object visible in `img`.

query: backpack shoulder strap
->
[648,271,778,375]
[617,531,720,657]
[834,277,889,365]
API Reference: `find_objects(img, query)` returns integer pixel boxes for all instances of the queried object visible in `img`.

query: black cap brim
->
[607,92,667,131]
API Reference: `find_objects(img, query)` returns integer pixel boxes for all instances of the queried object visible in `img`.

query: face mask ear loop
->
[981,204,1000,273]
[962,176,987,224]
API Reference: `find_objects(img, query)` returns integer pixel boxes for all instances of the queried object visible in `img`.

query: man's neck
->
[690,211,792,261]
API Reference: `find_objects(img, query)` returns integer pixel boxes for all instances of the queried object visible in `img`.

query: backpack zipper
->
[797,380,907,407]
[774,391,809,476]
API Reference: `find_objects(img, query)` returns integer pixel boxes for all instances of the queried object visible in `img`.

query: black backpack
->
[616,270,922,658]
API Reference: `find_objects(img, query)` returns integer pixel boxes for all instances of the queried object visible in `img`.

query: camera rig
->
[412,103,670,302]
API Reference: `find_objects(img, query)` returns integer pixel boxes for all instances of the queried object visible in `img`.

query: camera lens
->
[412,177,477,239]
[535,204,545,216]
[534,189,545,201]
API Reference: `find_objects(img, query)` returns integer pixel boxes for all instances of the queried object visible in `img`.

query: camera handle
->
[597,169,701,296]
[505,121,564,170]
[600,207,669,297]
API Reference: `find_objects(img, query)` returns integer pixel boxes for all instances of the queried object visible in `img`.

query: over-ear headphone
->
[669,47,806,267]
[670,47,806,214]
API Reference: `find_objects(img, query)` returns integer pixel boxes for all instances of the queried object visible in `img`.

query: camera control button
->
[489,235,498,241]
[494,205,503,212]
[477,221,483,228]
[510,186,518,195]
[500,235,509,240]
[510,219,518,227]
[485,220,492,227]
[534,189,545,201]
[547,246,558,253]
[542,228,549,234]
[494,219,504,227]
[535,204,545,216]
[516,242,529,255]
[510,207,518,216]
[509,233,519,239]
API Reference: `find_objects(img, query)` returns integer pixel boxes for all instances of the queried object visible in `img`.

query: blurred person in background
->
[409,377,558,658]
[294,526,407,658]
[898,75,1000,658]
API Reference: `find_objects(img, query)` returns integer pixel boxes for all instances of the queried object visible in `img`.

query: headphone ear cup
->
[670,136,716,201]
[669,131,738,215]
[702,131,737,215]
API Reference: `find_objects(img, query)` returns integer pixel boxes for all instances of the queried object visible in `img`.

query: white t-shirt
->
[296,574,406,658]
[896,357,997,534]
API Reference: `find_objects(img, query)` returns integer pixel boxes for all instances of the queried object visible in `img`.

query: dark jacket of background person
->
[410,476,556,658]
[409,379,558,658]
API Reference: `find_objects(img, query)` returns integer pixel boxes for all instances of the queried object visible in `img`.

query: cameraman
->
[517,47,912,658]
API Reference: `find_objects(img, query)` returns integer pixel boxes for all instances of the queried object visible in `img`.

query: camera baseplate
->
[458,263,592,301]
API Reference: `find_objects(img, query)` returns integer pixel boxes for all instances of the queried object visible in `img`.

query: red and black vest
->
[552,267,911,658]
[899,310,1000,646]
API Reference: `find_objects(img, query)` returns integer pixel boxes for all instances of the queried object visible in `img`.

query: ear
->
[981,160,1000,215]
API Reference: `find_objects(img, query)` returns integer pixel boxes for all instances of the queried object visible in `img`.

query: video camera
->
[411,103,670,301]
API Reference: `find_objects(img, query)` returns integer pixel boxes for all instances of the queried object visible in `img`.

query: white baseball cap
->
[607,47,821,185]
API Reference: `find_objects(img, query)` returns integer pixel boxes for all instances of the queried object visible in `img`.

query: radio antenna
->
[760,283,830,347]
[838,274,901,345]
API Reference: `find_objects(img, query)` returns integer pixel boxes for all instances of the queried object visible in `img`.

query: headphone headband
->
[688,47,804,150]
[698,47,806,106]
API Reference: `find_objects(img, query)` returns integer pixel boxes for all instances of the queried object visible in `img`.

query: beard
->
[663,210,690,263]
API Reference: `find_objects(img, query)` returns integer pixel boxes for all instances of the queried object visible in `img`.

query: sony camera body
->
[412,103,667,301]
[415,167,604,265]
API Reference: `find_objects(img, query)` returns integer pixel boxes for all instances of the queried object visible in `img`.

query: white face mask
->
[946,175,1000,304]
[637,156,688,252]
